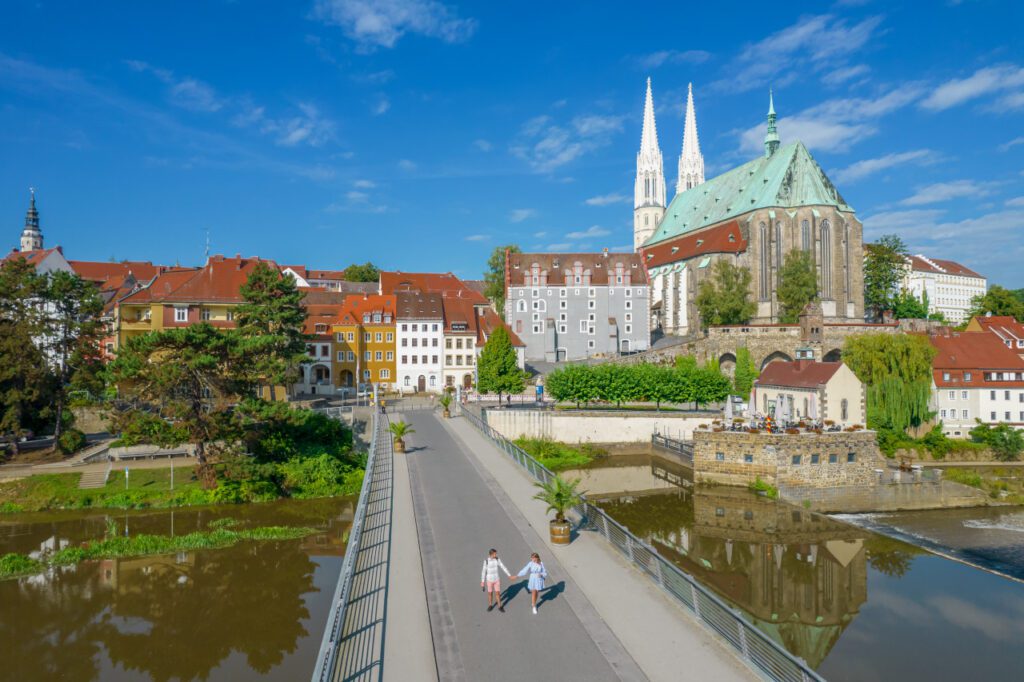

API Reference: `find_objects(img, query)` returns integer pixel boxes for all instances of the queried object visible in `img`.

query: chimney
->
[603,248,609,258]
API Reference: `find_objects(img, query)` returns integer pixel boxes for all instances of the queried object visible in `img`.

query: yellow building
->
[332,294,397,393]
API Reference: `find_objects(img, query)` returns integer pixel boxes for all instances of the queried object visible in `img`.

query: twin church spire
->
[633,78,704,250]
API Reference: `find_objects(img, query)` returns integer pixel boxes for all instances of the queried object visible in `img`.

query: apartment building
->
[332,294,397,392]
[903,255,986,324]
[396,291,444,393]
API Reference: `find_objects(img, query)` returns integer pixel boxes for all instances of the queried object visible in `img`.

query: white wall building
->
[903,255,986,324]
[396,291,444,394]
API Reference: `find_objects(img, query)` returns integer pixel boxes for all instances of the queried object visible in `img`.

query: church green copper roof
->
[643,141,854,247]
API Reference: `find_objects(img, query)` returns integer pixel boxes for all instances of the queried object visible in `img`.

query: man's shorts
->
[485,580,501,593]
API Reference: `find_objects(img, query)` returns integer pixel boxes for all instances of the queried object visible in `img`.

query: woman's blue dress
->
[518,561,547,591]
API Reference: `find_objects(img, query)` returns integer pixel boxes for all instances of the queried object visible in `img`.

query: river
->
[0,497,353,682]
[566,451,1024,682]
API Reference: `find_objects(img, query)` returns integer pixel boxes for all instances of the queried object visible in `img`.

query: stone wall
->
[71,407,111,435]
[482,408,715,443]
[692,430,883,488]
[779,480,989,513]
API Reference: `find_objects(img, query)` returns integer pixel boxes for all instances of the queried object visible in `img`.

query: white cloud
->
[713,14,883,92]
[566,225,610,239]
[473,138,492,152]
[920,64,1024,111]
[312,0,477,51]
[125,60,223,112]
[585,193,631,206]
[397,158,417,171]
[464,234,488,241]
[352,69,395,84]
[509,208,536,223]
[635,50,711,70]
[234,100,336,147]
[821,64,870,86]
[545,242,571,251]
[996,91,1024,111]
[372,95,390,115]
[1005,196,1024,207]
[346,190,369,202]
[833,149,935,184]
[862,208,946,238]
[737,86,924,155]
[533,231,547,238]
[512,112,623,173]
[900,180,995,206]
[353,179,376,188]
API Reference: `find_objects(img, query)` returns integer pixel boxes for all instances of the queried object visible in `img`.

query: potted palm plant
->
[388,420,414,453]
[438,393,452,418]
[532,475,584,546]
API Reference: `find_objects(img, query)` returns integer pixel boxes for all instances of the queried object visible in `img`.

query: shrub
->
[279,454,363,499]
[943,468,983,488]
[748,476,779,499]
[0,552,44,578]
[970,421,1023,462]
[58,428,87,455]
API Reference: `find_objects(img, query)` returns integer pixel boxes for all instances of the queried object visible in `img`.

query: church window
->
[759,223,769,300]
[644,215,649,226]
[821,220,832,299]
[844,224,851,296]
[774,222,782,273]
[801,220,811,251]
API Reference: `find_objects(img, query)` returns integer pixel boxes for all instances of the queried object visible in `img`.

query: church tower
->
[20,188,42,252]
[676,83,705,194]
[764,90,780,158]
[634,78,666,251]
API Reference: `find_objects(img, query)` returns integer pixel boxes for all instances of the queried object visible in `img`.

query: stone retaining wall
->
[779,480,989,513]
[482,408,715,443]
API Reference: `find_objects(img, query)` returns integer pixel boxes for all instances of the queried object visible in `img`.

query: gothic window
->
[774,222,782,273]
[821,220,832,299]
[759,223,769,300]
[801,220,811,252]
[844,223,851,297]
[645,215,649,226]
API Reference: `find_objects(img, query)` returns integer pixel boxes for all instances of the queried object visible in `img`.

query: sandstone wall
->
[482,408,715,443]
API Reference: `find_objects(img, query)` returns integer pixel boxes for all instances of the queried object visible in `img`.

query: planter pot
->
[549,519,571,546]
[442,408,451,419]
[394,438,405,453]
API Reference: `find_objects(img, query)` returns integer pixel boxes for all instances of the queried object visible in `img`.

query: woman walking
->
[481,548,511,612]
[517,553,548,615]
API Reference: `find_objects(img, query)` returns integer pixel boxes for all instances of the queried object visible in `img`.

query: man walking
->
[481,548,511,612]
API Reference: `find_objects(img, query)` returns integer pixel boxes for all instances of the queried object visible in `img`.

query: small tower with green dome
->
[764,90,780,158]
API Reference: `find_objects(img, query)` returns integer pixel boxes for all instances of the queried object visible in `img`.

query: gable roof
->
[642,220,746,270]
[118,268,201,304]
[967,315,1024,343]
[907,255,983,279]
[336,294,396,326]
[304,304,344,338]
[646,141,853,247]
[756,360,843,389]
[507,252,649,286]
[379,271,483,299]
[930,330,1024,387]
[396,291,444,320]
[440,296,524,347]
[70,260,167,286]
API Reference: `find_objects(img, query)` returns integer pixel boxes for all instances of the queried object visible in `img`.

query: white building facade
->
[396,291,444,394]
[903,255,986,324]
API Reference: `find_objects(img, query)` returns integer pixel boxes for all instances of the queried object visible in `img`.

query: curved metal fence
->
[311,411,393,682]
[460,405,823,682]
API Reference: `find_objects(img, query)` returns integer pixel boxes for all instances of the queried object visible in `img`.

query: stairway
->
[78,468,109,489]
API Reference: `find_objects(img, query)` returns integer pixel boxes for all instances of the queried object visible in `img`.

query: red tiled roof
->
[930,331,1024,387]
[907,255,983,279]
[70,260,167,285]
[297,287,349,305]
[440,297,524,347]
[507,252,649,286]
[119,268,200,304]
[280,265,309,279]
[641,220,746,269]
[971,316,1024,342]
[379,270,482,298]
[308,269,347,280]
[756,361,842,389]
[336,294,396,326]
[3,247,61,266]
[304,304,344,338]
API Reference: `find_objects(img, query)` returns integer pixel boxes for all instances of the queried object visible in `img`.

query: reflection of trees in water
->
[596,490,693,539]
[0,567,104,681]
[864,535,926,578]
[96,541,316,681]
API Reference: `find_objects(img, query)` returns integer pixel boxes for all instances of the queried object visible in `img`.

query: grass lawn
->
[553,403,699,413]
[513,437,607,471]
[0,466,213,513]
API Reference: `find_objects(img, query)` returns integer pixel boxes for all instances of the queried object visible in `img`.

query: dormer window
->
[363,314,370,323]
[384,314,392,323]
[373,313,382,323]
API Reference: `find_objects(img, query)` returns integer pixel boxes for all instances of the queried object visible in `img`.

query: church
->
[633,81,865,335]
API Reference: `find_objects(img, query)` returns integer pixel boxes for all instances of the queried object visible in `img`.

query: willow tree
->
[843,333,936,432]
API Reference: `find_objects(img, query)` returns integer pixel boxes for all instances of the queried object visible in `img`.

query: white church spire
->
[676,83,705,194]
[634,78,666,251]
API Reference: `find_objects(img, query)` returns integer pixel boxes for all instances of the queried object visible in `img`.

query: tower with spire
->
[634,78,667,251]
[764,90,780,158]
[20,188,43,252]
[676,83,705,193]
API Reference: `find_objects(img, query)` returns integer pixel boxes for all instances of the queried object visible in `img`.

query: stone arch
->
[761,351,793,371]
[823,348,842,362]
[719,352,737,377]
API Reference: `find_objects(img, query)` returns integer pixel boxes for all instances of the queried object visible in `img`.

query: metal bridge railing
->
[460,405,823,682]
[311,410,393,682]
[651,433,694,464]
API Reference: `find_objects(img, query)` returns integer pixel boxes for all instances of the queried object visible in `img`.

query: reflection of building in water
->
[566,454,693,498]
[98,553,197,592]
[662,488,867,668]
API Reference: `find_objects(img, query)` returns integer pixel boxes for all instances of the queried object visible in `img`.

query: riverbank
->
[0,460,364,513]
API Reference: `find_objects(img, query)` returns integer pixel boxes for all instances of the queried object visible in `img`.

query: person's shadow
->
[501,580,528,606]
[538,581,565,608]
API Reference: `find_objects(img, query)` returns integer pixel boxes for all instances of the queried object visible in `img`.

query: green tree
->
[843,333,936,432]
[108,324,250,485]
[694,260,756,328]
[0,258,52,448]
[235,263,309,401]
[969,421,1024,462]
[968,285,1024,321]
[342,262,381,283]
[692,366,731,408]
[863,235,908,321]
[777,250,818,323]
[40,271,104,441]
[545,364,598,408]
[733,346,758,400]
[892,289,930,320]
[483,244,520,317]
[637,364,674,409]
[476,326,525,405]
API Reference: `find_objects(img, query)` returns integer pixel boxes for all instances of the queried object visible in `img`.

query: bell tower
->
[20,188,43,252]
[634,78,666,251]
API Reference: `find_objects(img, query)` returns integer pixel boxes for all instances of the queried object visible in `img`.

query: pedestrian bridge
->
[310,402,823,682]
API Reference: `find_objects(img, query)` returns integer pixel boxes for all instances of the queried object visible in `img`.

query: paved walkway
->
[442,413,755,682]
[404,410,644,682]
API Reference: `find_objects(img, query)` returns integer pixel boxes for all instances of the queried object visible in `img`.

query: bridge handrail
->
[310,410,383,682]
[459,404,824,682]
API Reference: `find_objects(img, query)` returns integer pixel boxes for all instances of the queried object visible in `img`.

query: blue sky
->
[1,1,1022,285]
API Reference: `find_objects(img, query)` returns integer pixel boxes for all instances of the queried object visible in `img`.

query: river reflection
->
[575,453,1024,681]
[0,498,353,682]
